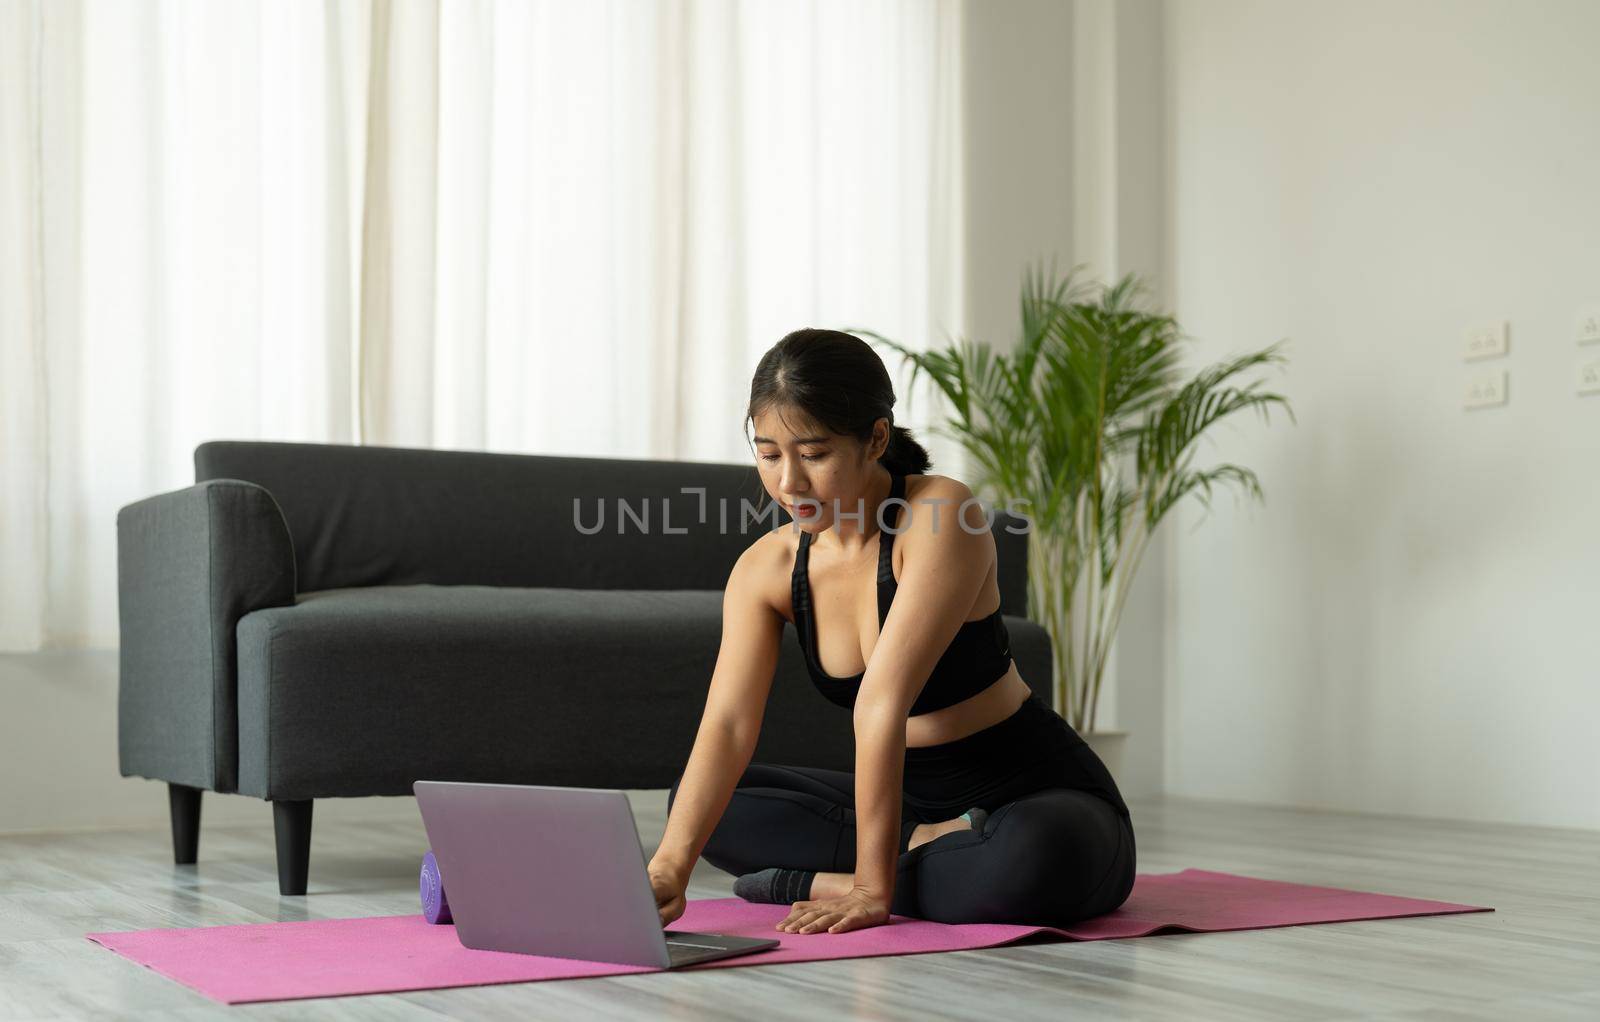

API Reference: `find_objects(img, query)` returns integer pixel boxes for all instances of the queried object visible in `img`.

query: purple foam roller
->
[420,851,452,925]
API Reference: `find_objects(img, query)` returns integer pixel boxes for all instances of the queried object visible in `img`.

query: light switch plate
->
[1577,308,1600,345]
[1463,321,1509,361]
[1579,359,1600,396]
[1464,370,1508,409]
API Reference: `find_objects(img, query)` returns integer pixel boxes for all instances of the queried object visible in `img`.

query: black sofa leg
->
[272,799,314,896]
[168,783,202,865]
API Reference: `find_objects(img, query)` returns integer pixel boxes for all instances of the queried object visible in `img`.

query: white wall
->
[1163,0,1600,830]
[1069,0,1169,799]
[960,0,1074,353]
[961,0,1169,801]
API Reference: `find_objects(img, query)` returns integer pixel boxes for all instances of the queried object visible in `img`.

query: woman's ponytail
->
[879,423,932,475]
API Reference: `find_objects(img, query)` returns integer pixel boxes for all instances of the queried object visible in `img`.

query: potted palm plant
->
[857,263,1293,777]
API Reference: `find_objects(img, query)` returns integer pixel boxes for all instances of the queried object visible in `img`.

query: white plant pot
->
[1080,729,1128,781]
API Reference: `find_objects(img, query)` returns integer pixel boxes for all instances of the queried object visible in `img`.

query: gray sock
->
[733,867,815,904]
[960,806,989,834]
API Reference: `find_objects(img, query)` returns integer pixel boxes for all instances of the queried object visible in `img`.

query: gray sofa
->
[115,441,1050,895]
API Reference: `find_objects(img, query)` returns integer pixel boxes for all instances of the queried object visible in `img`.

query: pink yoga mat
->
[86,868,1491,1005]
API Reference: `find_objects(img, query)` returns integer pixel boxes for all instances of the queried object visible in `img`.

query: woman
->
[647,328,1135,936]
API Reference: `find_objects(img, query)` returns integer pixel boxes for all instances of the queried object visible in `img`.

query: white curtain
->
[0,0,965,651]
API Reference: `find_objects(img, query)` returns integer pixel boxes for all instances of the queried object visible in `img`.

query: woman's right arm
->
[648,538,785,888]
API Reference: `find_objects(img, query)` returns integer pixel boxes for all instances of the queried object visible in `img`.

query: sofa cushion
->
[234,584,1056,801]
[233,584,849,799]
[196,441,774,595]
[195,440,1034,618]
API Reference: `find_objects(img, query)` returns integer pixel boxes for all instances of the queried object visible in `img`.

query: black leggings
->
[667,692,1136,926]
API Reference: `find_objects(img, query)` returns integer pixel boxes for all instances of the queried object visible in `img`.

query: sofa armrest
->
[991,510,1031,618]
[116,479,296,792]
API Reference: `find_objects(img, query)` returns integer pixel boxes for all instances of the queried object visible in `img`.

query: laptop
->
[413,780,781,968]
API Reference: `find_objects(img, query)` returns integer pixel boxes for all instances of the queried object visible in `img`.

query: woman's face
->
[750,406,885,532]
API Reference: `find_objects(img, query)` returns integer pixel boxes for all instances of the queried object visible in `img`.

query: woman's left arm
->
[777,480,996,934]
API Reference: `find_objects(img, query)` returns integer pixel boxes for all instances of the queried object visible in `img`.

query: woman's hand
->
[647,859,689,928]
[776,887,891,935]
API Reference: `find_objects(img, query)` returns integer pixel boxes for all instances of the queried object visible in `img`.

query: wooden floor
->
[2,792,1596,1020]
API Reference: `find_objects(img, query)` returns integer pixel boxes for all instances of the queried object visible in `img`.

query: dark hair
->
[745,328,932,476]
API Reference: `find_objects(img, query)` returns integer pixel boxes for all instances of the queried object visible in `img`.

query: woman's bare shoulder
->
[894,474,998,605]
[729,528,800,617]
[740,527,800,570]
[901,473,984,532]
[903,471,973,501]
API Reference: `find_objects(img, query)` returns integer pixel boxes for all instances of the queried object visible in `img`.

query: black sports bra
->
[789,471,1013,715]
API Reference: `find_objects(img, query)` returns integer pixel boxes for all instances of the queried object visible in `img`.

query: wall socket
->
[1464,369,1508,409]
[1463,320,1509,360]
[1579,359,1600,396]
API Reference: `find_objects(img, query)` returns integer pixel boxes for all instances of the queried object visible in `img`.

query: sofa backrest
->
[195,440,1031,614]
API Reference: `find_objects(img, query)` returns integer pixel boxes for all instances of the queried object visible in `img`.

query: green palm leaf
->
[854,263,1293,731]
